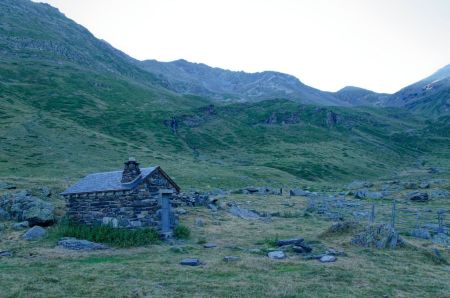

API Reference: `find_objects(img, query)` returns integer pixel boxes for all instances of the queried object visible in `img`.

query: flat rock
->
[223,256,240,262]
[57,237,108,250]
[320,255,337,263]
[180,258,201,266]
[410,228,431,239]
[276,238,304,247]
[289,189,308,196]
[21,226,46,241]
[203,243,217,248]
[229,205,261,220]
[268,251,286,259]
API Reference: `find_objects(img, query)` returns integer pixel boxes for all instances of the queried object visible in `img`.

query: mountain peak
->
[424,64,450,82]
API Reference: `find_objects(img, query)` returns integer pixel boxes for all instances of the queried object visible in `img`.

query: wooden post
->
[391,200,397,230]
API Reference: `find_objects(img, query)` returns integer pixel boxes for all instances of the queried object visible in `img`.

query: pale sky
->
[34,0,450,93]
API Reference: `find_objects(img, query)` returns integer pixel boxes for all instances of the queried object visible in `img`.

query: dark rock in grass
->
[223,256,240,262]
[57,237,108,250]
[410,228,431,239]
[180,258,201,266]
[0,251,13,257]
[276,238,304,247]
[351,224,405,249]
[12,221,29,230]
[407,192,429,202]
[21,226,46,241]
[203,243,217,249]
[268,251,285,259]
[292,244,312,254]
[0,182,16,190]
[319,255,337,263]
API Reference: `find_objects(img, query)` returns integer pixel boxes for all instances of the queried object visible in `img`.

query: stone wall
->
[64,170,178,230]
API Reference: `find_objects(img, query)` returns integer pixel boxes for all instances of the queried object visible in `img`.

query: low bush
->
[51,221,159,248]
[174,224,191,239]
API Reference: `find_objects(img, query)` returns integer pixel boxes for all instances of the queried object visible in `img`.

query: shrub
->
[174,224,191,239]
[50,221,159,248]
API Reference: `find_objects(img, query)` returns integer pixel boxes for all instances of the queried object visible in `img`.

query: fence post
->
[391,200,397,230]
[437,211,444,233]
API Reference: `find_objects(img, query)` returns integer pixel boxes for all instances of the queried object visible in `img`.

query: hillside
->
[0,0,449,191]
[383,64,450,116]
[331,86,388,106]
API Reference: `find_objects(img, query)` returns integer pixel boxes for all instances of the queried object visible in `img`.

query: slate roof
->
[61,166,161,195]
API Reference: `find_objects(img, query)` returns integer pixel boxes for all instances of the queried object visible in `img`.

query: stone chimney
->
[121,157,141,183]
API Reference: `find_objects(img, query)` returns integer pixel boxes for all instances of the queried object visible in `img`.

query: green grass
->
[173,224,191,239]
[49,221,160,248]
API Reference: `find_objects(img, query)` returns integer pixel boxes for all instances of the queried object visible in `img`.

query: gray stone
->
[12,221,29,230]
[292,244,313,254]
[229,205,261,220]
[366,192,384,199]
[347,181,373,190]
[268,251,286,259]
[180,258,201,266]
[4,191,55,226]
[40,186,51,197]
[203,243,217,248]
[351,224,405,249]
[57,237,108,250]
[0,251,13,257]
[175,208,187,215]
[410,228,431,239]
[0,182,16,190]
[406,192,429,202]
[276,238,304,247]
[223,256,240,262]
[319,255,337,263]
[248,248,262,254]
[432,233,450,248]
[21,226,47,241]
[402,182,417,189]
[195,218,205,227]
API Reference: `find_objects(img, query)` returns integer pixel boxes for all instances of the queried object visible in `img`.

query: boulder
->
[410,228,431,239]
[21,226,47,241]
[406,192,429,202]
[276,238,304,247]
[268,251,286,259]
[4,191,55,226]
[203,243,217,249]
[223,256,240,262]
[180,258,201,266]
[351,224,405,249]
[319,255,337,263]
[289,189,308,196]
[57,238,108,250]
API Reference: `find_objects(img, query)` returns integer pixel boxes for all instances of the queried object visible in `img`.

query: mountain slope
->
[331,86,388,106]
[383,64,450,116]
[140,59,349,106]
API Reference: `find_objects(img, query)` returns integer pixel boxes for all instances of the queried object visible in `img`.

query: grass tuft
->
[173,224,191,239]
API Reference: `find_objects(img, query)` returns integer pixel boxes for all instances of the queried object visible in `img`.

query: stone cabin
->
[61,158,180,233]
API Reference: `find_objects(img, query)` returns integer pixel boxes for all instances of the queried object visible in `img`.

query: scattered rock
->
[229,205,261,220]
[354,190,384,199]
[325,248,346,256]
[180,258,201,266]
[240,186,282,195]
[21,226,47,241]
[248,248,262,254]
[0,251,13,257]
[319,255,337,263]
[406,192,429,202]
[203,243,217,249]
[175,208,187,215]
[223,256,240,262]
[0,182,16,190]
[12,221,29,230]
[322,221,360,236]
[347,181,373,190]
[0,208,10,220]
[268,251,286,259]
[402,182,417,189]
[57,237,108,250]
[351,224,405,249]
[276,238,304,247]
[40,186,51,197]
[292,244,312,254]
[430,189,449,199]
[410,228,431,239]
